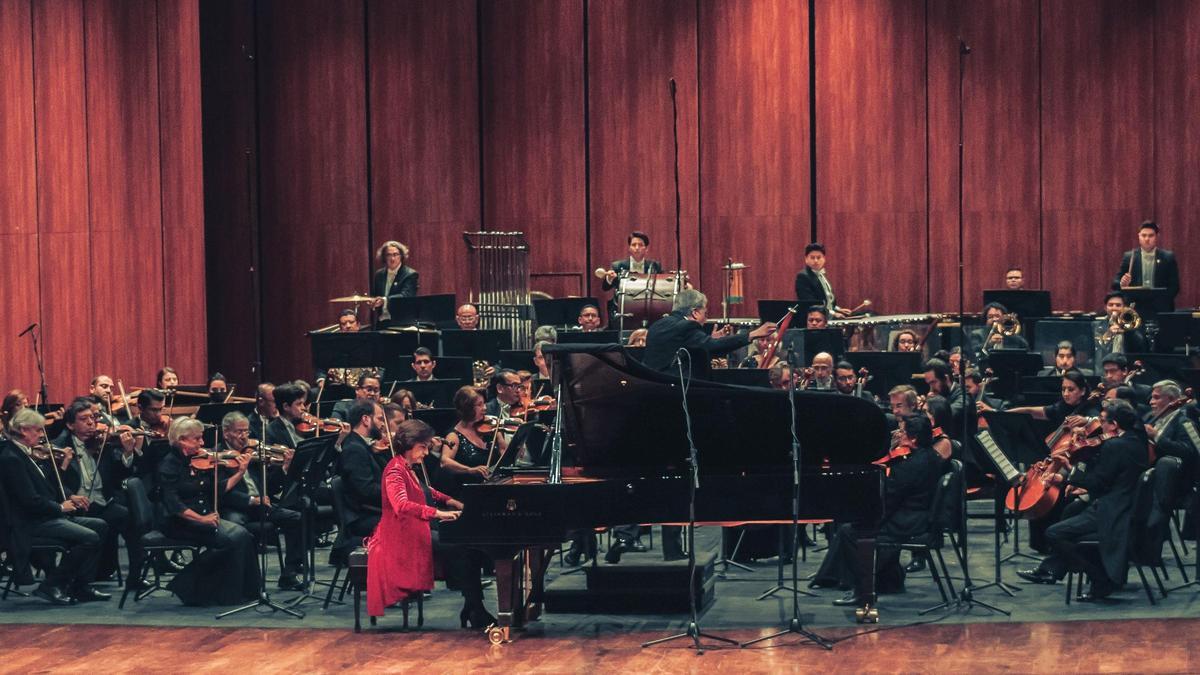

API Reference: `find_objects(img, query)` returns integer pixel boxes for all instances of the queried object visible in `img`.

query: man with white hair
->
[641,288,776,373]
[0,408,110,604]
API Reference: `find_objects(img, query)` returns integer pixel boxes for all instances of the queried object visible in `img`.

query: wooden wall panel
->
[33,0,93,398]
[157,0,207,381]
[1155,0,1200,310]
[927,0,1041,312]
[368,0,479,300]
[256,0,369,382]
[0,0,39,393]
[588,0,700,317]
[85,0,166,384]
[1041,0,1155,312]
[698,0,809,313]
[480,0,586,299]
[200,0,259,387]
[816,0,927,315]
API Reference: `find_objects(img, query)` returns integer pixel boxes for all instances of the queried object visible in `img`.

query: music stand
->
[440,329,512,363]
[413,407,458,436]
[195,402,255,426]
[1154,312,1200,355]
[532,297,601,328]
[386,293,457,328]
[759,299,810,324]
[1118,287,1172,318]
[841,352,923,400]
[281,434,340,609]
[781,328,845,365]
[983,351,1043,403]
[499,349,535,372]
[982,290,1052,319]
[980,410,1048,568]
[394,380,463,409]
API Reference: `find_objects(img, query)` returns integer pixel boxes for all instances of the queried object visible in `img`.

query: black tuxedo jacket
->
[265,417,299,449]
[336,432,382,522]
[0,441,69,583]
[372,265,419,301]
[1069,433,1148,583]
[641,310,751,372]
[794,267,833,307]
[1111,248,1179,311]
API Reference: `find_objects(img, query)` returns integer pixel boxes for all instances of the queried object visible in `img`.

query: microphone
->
[959,38,971,55]
[18,323,37,337]
[668,78,676,96]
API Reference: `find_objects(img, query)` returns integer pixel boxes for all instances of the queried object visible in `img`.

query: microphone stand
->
[26,325,50,407]
[744,345,832,650]
[642,349,740,653]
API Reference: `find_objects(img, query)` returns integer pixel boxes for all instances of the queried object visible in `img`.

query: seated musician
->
[1100,353,1150,404]
[366,419,495,628]
[1097,291,1149,355]
[1,408,109,605]
[408,347,437,382]
[969,302,1030,357]
[891,329,919,352]
[248,383,277,441]
[440,387,498,497]
[1112,220,1180,311]
[333,400,388,562]
[1040,341,1092,376]
[834,361,878,405]
[315,311,380,386]
[126,388,170,492]
[577,304,603,332]
[156,366,180,391]
[768,362,795,391]
[533,340,554,379]
[806,305,830,329]
[811,414,945,604]
[1016,400,1149,599]
[965,368,1004,411]
[1004,266,1025,290]
[740,334,780,369]
[2,389,32,432]
[947,347,962,376]
[88,374,122,426]
[216,412,305,591]
[1145,380,1199,485]
[626,328,648,347]
[922,396,955,461]
[265,382,309,449]
[331,374,382,422]
[808,352,835,390]
[641,288,775,373]
[886,385,919,445]
[207,372,229,404]
[486,369,523,419]
[52,398,141,586]
[794,242,849,318]
[600,230,663,322]
[455,303,480,330]
[371,240,419,328]
[157,417,259,606]
[922,358,963,431]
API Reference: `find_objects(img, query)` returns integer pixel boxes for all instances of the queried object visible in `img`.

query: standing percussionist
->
[794,243,849,319]
[1112,220,1180,312]
[600,231,663,324]
[371,241,419,328]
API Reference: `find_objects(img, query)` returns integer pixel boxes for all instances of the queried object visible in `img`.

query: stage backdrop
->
[0,0,205,402]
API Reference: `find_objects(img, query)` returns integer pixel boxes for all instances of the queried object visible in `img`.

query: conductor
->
[642,288,776,373]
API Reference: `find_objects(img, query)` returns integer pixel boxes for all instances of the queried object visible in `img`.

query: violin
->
[295,413,346,435]
[189,449,241,471]
[475,415,521,435]
[250,442,291,465]
[30,443,70,462]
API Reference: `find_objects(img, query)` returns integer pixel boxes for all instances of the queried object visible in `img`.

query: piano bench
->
[349,548,424,633]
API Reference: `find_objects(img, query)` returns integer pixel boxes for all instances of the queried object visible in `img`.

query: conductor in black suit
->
[641,288,776,373]
[600,230,663,323]
[794,242,850,318]
[1112,220,1180,312]
[371,240,419,328]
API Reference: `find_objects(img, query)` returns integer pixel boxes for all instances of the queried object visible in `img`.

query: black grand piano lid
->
[543,344,889,473]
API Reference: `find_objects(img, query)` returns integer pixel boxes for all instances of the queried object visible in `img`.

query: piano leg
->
[489,552,521,644]
[854,535,880,624]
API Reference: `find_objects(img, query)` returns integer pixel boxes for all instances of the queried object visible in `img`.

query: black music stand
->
[413,407,458,436]
[499,349,535,372]
[759,299,811,324]
[982,290,1052,319]
[532,297,601,328]
[1118,287,1172,318]
[743,345,832,650]
[642,349,741,653]
[841,352,923,400]
[983,350,1043,403]
[392,379,462,409]
[440,329,512,362]
[280,434,340,609]
[195,402,255,426]
[1154,312,1200,355]
[781,328,845,364]
[310,330,435,382]
[386,293,456,328]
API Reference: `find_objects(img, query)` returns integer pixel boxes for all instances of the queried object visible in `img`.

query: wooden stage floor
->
[2,617,1196,673]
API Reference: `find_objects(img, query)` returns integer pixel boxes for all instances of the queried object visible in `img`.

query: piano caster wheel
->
[855,605,879,624]
[486,625,509,645]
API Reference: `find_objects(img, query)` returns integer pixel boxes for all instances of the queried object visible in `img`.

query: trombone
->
[982,313,1021,353]
[1098,307,1142,346]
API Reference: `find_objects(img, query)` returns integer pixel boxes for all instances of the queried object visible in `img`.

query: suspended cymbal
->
[329,294,375,303]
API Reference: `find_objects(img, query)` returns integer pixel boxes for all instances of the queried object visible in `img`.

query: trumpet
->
[982,313,1020,353]
[1098,307,1141,345]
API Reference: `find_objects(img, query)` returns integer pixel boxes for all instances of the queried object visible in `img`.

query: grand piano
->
[440,344,889,643]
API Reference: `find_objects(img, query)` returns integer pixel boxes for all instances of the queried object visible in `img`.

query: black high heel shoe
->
[460,603,496,629]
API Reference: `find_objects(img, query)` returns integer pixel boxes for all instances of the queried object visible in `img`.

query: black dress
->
[439,429,491,498]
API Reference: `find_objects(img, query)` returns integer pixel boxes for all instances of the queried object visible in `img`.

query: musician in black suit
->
[1,408,109,604]
[331,374,382,422]
[1038,341,1093,377]
[1146,381,1199,486]
[1111,220,1180,312]
[641,289,776,373]
[1018,400,1148,600]
[1099,353,1151,404]
[333,399,386,561]
[794,242,850,318]
[811,414,946,604]
[600,231,663,323]
[370,240,419,328]
[834,361,879,405]
[1097,292,1149,355]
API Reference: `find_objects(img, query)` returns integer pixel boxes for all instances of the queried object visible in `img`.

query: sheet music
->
[976,429,1020,482]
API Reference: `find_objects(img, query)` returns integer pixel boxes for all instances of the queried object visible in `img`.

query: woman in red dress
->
[366,419,492,627]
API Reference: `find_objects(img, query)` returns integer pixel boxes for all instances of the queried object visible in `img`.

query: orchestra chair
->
[348,546,424,633]
[1151,456,1191,583]
[325,477,354,609]
[119,478,202,608]
[1065,466,1170,605]
[901,460,961,613]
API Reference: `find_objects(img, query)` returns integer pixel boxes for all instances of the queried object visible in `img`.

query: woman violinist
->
[156,417,258,606]
[439,387,504,496]
[366,419,493,627]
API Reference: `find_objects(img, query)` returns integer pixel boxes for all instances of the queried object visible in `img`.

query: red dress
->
[365,456,453,617]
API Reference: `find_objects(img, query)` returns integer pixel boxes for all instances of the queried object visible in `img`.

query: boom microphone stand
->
[642,349,740,653]
[744,346,832,650]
